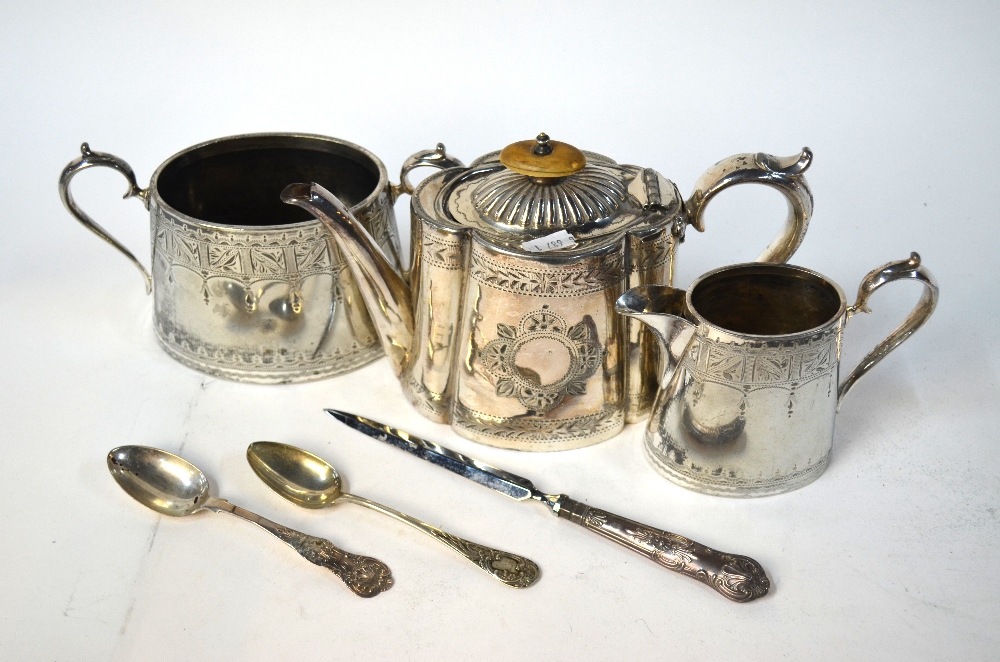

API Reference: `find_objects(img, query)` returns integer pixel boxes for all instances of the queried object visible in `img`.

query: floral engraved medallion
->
[479,307,603,414]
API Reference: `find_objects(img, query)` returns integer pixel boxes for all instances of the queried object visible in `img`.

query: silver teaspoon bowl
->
[247,441,540,588]
[108,445,210,516]
[107,445,393,597]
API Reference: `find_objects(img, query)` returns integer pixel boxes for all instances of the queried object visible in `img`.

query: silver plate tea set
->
[61,131,938,601]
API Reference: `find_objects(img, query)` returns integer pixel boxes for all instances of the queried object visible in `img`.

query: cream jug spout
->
[281,183,414,377]
[615,285,695,387]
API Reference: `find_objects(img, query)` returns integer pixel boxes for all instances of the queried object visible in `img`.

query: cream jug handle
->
[684,148,813,263]
[837,253,939,407]
[390,143,465,203]
[58,143,151,293]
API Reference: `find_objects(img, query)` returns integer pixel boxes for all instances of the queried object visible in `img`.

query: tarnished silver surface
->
[106,445,393,597]
[59,133,415,383]
[617,253,939,497]
[246,441,540,588]
[286,134,814,450]
[326,410,769,602]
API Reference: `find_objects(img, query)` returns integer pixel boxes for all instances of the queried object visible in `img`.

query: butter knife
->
[325,409,770,602]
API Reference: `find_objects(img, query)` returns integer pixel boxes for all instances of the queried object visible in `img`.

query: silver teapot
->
[285,134,814,450]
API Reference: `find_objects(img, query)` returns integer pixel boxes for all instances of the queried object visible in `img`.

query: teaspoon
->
[107,445,393,597]
[246,441,540,588]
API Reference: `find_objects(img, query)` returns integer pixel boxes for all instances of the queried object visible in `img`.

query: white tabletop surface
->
[2,2,998,660]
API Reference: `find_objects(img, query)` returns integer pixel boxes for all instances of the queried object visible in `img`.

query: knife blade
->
[325,409,539,502]
[325,409,772,603]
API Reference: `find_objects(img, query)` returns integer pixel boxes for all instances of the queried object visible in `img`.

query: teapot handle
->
[837,253,939,407]
[390,143,465,203]
[684,148,813,263]
[58,143,152,293]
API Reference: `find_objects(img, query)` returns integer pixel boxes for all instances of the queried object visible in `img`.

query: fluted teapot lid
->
[465,133,632,233]
[413,132,681,255]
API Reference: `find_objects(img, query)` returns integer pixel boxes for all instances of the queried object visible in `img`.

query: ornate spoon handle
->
[555,496,769,602]
[205,498,393,597]
[339,493,540,588]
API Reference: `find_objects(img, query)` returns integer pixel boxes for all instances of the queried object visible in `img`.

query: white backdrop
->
[1,1,998,660]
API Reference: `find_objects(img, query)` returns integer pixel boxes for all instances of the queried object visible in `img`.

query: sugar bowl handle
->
[555,496,770,602]
[58,143,151,293]
[838,252,939,406]
[685,148,814,264]
[391,143,466,202]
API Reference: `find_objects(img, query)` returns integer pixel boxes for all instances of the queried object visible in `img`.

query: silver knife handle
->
[556,497,769,602]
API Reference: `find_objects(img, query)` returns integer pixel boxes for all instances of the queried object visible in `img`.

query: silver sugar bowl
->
[58,133,459,383]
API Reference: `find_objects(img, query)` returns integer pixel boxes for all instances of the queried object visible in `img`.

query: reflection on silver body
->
[617,254,939,497]
[246,441,540,588]
[326,410,770,602]
[287,135,814,450]
[58,134,441,383]
[106,445,393,597]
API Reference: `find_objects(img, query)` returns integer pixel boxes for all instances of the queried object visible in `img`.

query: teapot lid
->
[498,133,586,178]
[465,133,633,233]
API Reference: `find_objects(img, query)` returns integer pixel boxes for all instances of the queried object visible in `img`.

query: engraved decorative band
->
[151,197,393,282]
[628,233,675,273]
[420,235,464,270]
[155,317,383,373]
[684,331,838,388]
[469,251,624,297]
[452,401,623,441]
[647,441,831,491]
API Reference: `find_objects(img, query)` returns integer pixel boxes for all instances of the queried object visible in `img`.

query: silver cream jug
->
[284,134,814,450]
[616,255,938,496]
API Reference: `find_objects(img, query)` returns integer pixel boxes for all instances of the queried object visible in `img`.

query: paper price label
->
[521,230,578,253]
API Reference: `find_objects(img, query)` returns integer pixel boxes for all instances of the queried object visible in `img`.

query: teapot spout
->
[281,183,414,377]
[615,285,695,387]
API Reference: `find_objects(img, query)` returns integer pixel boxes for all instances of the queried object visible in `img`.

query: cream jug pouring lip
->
[614,285,692,336]
[615,285,696,388]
